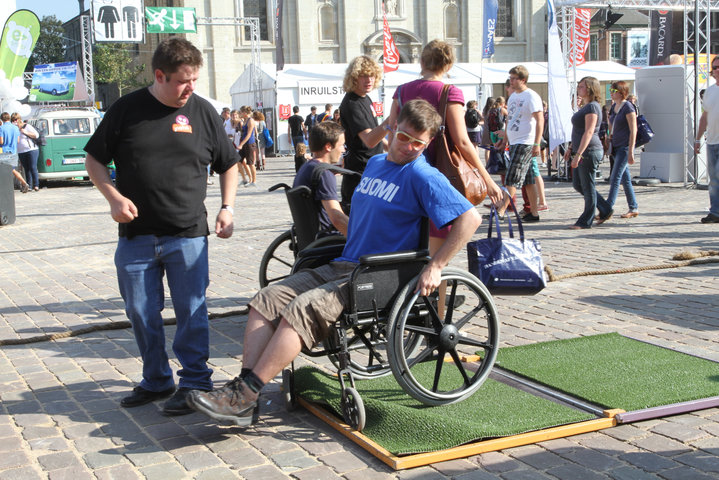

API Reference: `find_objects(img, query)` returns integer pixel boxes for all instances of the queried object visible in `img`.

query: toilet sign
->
[91,0,144,43]
[145,7,197,34]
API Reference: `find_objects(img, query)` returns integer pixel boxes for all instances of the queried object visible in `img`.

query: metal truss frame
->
[556,0,719,186]
[196,17,263,108]
[81,15,95,103]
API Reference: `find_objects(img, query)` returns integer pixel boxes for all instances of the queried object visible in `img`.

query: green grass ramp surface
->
[496,333,719,412]
[294,363,594,455]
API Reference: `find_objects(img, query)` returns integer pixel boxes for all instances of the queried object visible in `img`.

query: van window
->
[53,118,90,135]
[33,119,49,136]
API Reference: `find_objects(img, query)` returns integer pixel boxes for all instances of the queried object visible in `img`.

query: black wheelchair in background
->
[258,165,355,288]
[260,167,501,431]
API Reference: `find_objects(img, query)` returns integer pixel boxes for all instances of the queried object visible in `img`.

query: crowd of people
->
[1,111,40,193]
[219,106,270,187]
[5,35,709,429]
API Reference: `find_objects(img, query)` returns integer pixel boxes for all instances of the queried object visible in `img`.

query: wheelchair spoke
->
[448,348,472,387]
[443,281,458,325]
[432,350,445,392]
[267,273,291,284]
[451,306,483,330]
[271,256,294,268]
[421,296,445,331]
[457,335,494,351]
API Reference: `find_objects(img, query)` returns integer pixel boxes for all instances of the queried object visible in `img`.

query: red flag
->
[382,7,399,73]
[570,8,591,66]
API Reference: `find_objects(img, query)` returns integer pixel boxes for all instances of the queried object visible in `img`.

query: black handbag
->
[634,104,654,147]
[467,200,546,295]
[482,145,510,174]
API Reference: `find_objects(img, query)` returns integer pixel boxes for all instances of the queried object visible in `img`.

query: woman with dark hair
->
[565,77,612,229]
[603,80,639,221]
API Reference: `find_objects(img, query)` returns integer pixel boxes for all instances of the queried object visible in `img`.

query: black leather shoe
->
[162,388,196,416]
[120,386,175,408]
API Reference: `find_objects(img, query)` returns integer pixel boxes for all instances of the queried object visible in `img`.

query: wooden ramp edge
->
[297,397,623,471]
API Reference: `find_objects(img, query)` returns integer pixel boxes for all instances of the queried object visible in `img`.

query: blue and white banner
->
[483,0,497,59]
[546,0,573,151]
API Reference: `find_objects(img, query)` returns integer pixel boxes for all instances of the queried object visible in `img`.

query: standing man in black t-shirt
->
[287,106,306,148]
[84,38,238,416]
[339,56,390,211]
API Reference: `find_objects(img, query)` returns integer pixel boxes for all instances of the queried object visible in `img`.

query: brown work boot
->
[187,377,259,427]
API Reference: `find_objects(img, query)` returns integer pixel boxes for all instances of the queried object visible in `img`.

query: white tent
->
[194,92,231,115]
[230,61,637,153]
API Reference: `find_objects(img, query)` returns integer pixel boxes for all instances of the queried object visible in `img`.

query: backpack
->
[486,108,502,132]
[465,109,480,129]
[32,131,47,147]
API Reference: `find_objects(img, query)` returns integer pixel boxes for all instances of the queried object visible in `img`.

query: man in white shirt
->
[695,56,719,223]
[495,65,544,221]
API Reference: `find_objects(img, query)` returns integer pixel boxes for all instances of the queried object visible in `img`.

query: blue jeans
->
[572,149,612,227]
[707,143,719,217]
[606,146,638,211]
[19,150,39,188]
[115,235,212,392]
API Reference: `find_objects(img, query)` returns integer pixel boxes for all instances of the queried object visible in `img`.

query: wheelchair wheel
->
[282,369,296,411]
[322,320,424,380]
[387,267,500,406]
[259,229,297,288]
[341,387,366,431]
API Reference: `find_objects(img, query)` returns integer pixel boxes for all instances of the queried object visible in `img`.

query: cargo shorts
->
[248,261,356,349]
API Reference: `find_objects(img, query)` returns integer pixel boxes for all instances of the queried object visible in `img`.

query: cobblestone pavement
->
[1,156,718,479]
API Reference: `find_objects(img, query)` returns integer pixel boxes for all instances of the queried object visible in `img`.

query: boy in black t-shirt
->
[287,106,306,147]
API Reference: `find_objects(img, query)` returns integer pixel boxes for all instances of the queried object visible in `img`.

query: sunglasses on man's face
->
[395,130,428,150]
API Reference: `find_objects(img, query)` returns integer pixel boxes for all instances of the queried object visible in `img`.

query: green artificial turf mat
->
[294,363,594,455]
[495,333,719,412]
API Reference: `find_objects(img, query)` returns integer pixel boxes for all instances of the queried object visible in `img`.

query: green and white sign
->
[0,9,40,83]
[145,7,196,34]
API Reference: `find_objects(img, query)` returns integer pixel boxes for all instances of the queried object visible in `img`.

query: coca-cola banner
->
[649,10,673,65]
[570,8,591,66]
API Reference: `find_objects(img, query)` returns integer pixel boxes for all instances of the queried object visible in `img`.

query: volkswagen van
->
[28,108,102,182]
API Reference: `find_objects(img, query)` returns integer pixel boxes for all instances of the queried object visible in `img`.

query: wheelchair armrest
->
[296,244,345,261]
[358,249,430,266]
[268,183,292,192]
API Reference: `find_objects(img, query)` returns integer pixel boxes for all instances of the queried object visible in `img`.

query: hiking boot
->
[120,386,175,408]
[187,377,259,427]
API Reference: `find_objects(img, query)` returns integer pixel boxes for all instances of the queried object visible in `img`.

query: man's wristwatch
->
[220,204,234,215]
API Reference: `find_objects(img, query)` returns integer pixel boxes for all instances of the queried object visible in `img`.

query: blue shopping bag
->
[467,202,546,295]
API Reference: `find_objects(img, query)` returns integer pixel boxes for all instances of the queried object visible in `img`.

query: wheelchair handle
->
[359,249,430,266]
[268,183,292,192]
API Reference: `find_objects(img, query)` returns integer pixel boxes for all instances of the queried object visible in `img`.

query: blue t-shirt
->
[293,159,340,232]
[571,101,602,151]
[609,101,636,148]
[0,122,20,154]
[336,153,473,263]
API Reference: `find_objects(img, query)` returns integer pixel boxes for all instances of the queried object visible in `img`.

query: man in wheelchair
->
[293,121,349,235]
[188,99,482,426]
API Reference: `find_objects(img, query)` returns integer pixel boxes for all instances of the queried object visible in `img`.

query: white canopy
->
[229,61,637,153]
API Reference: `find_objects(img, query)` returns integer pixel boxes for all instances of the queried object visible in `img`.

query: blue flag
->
[483,0,497,59]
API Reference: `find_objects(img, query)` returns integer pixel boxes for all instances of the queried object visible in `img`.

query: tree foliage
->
[27,15,65,70]
[93,43,147,97]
